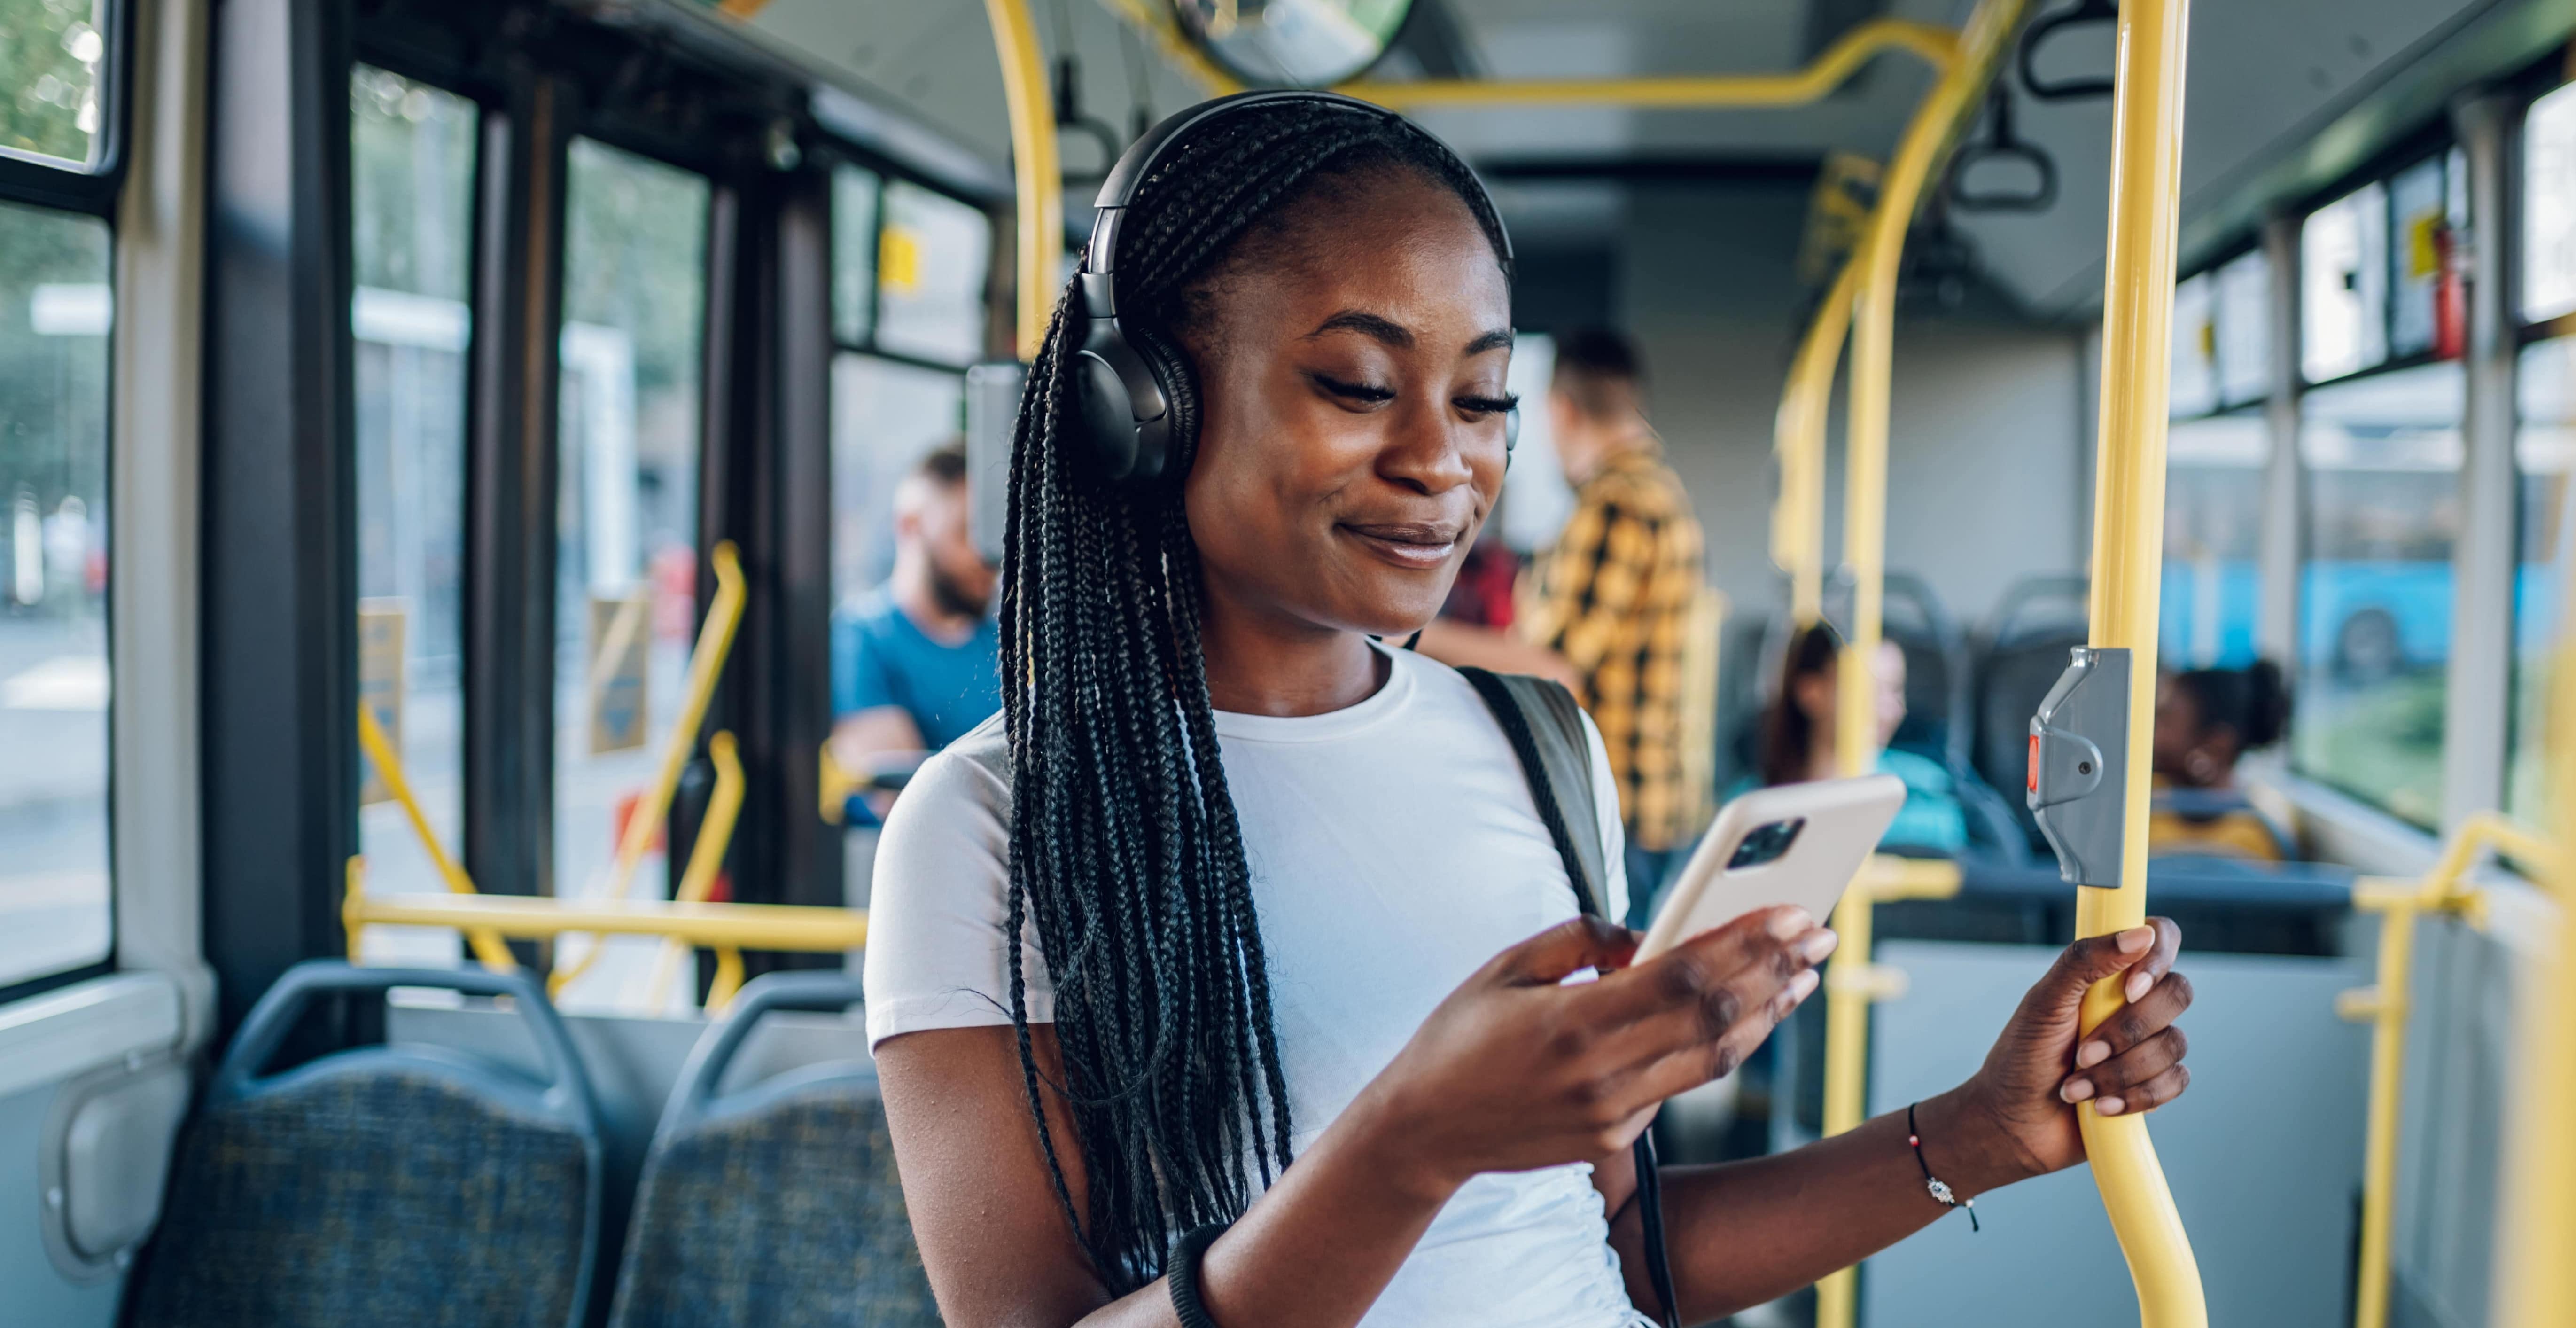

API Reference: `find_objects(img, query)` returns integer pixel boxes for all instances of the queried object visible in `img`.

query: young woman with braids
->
[866,94,2196,1328]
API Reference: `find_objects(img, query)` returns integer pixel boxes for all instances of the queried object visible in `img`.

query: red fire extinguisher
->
[2433,224,2468,361]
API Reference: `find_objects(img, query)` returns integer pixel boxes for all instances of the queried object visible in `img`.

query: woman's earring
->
[2185,748,2218,784]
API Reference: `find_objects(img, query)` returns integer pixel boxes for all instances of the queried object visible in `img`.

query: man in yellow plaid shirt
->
[1519,330,1704,920]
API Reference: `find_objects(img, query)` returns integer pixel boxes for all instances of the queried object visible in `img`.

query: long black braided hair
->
[997,99,1512,1289]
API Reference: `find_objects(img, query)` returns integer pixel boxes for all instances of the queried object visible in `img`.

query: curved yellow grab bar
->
[646,730,749,1012]
[986,0,1064,360]
[1809,5,2037,1324]
[2061,0,2207,1321]
[551,540,749,999]
[1339,20,1958,109]
[2343,813,2552,1328]
[352,704,515,972]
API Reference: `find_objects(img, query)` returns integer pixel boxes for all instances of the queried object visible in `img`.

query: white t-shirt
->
[865,645,1653,1328]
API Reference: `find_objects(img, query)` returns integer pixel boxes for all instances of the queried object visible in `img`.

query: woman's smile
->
[1339,519,1465,570]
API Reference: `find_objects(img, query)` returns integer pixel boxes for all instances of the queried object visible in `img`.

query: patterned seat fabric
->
[606,1085,940,1328]
[127,1069,592,1328]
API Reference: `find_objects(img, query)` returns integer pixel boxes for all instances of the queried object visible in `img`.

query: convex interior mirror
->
[1173,0,1414,89]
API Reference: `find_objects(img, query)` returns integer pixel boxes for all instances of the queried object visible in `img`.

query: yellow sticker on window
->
[2405,211,2443,281]
[880,224,923,296]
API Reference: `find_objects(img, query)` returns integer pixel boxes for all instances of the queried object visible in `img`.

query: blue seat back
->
[606,972,939,1328]
[128,961,605,1328]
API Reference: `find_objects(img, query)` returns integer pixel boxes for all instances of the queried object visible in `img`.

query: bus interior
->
[1,0,2573,1324]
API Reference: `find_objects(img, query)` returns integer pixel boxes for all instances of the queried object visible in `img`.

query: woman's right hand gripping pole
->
[1356,906,1837,1192]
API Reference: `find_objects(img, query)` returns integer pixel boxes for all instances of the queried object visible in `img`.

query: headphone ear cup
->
[1126,326,1200,484]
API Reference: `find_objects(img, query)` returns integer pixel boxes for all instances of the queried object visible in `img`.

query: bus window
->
[833,165,881,348]
[873,179,991,366]
[2510,340,2574,825]
[2303,181,2390,383]
[2160,414,2266,670]
[2523,80,2576,324]
[0,0,109,170]
[0,199,111,991]
[553,138,709,917]
[2292,361,2464,827]
[349,67,475,958]
[831,355,965,607]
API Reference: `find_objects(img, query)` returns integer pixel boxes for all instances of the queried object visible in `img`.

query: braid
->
[999,99,1513,1289]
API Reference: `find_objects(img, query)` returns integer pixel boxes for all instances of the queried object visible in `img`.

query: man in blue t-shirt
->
[832,442,1000,816]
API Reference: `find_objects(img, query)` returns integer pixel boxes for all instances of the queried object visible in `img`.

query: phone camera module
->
[1726,817,1806,871]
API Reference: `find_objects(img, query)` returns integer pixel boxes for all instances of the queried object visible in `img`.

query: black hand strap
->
[1460,666,1681,1328]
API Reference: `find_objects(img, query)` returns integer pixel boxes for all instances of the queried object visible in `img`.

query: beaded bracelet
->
[1907,1101,1980,1232]
[1168,1223,1230,1328]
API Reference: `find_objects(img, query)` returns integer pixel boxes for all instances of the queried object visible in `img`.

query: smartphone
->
[1633,774,1909,962]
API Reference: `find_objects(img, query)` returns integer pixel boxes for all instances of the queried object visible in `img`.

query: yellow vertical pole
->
[2068,0,2207,1321]
[986,0,1062,361]
[2347,894,2421,1328]
[1774,258,1860,626]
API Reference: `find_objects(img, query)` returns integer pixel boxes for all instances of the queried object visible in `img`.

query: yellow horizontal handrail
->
[349,891,869,952]
[1855,852,1965,902]
[2345,812,2562,1328]
[1340,20,1958,110]
[353,706,516,972]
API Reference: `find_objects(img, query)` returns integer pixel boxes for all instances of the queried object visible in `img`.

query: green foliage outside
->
[0,200,109,516]
[350,67,474,300]
[564,139,708,422]
[1,0,101,165]
[2294,671,2448,828]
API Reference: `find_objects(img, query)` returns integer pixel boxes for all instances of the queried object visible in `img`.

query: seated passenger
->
[2149,661,2296,862]
[829,442,1000,816]
[1739,623,1969,856]
[867,96,2194,1328]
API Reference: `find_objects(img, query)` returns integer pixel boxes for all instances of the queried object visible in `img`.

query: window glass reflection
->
[2169,273,2216,419]
[833,165,881,348]
[350,67,476,964]
[2214,248,2271,406]
[832,354,966,600]
[875,180,991,365]
[2303,183,2389,383]
[2511,340,2576,824]
[0,200,111,988]
[2387,155,2452,360]
[2525,81,2576,324]
[2291,362,2464,826]
[554,138,708,1009]
[2160,414,2267,668]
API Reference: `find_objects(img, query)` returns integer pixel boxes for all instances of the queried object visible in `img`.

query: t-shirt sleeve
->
[834,615,903,719]
[1579,710,1631,925]
[861,734,1053,1047]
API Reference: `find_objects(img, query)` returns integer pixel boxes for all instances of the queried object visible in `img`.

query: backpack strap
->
[1455,667,1608,920]
[1455,665,1679,1328]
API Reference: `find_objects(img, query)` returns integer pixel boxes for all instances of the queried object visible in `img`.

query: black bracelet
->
[1167,1223,1230,1328]
[1907,1101,1980,1232]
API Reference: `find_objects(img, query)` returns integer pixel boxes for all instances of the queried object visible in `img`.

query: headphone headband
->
[1067,91,1515,487]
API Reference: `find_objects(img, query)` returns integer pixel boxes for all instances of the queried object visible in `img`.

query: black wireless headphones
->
[1068,89,1517,488]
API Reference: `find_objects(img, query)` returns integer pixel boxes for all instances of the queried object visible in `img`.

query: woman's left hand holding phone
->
[1351,906,1837,1195]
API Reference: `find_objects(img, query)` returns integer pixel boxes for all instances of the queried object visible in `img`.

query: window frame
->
[0,0,135,215]
[0,0,134,1006]
[2294,122,2469,393]
[2171,236,2271,422]
[820,142,1003,374]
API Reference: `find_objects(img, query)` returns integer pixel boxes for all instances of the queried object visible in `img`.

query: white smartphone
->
[1633,774,1909,962]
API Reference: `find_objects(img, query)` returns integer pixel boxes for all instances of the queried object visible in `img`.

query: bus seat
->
[1972,626,2091,845]
[126,962,604,1328]
[605,972,937,1328]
